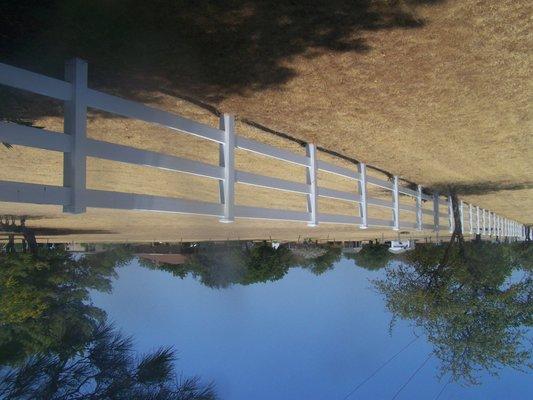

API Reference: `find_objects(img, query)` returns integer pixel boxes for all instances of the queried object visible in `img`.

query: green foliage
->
[347,243,392,270]
[0,247,132,366]
[241,243,293,284]
[140,245,248,289]
[297,245,342,275]
[374,242,533,385]
[507,241,533,271]
[0,323,216,400]
[140,242,294,288]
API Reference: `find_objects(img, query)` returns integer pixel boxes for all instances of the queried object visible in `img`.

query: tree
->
[241,242,294,284]
[139,244,248,289]
[0,247,131,365]
[374,242,532,385]
[140,242,295,288]
[0,323,216,400]
[297,244,342,275]
[346,242,392,270]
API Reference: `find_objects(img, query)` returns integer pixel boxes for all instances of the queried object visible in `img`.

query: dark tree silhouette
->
[0,323,216,400]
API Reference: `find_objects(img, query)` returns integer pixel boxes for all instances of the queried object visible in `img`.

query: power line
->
[390,353,433,400]
[434,380,450,400]
[342,336,420,400]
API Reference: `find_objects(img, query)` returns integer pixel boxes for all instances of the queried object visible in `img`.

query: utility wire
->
[342,336,420,400]
[390,353,433,400]
[433,380,450,400]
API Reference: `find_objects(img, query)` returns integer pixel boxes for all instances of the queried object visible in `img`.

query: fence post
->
[476,206,480,235]
[447,195,453,233]
[392,176,400,231]
[63,58,88,214]
[433,192,440,234]
[218,114,235,223]
[503,218,506,237]
[481,209,485,236]
[507,219,510,238]
[488,211,491,236]
[306,143,318,227]
[357,163,367,229]
[506,219,508,237]
[459,200,464,234]
[416,185,423,231]
[469,204,473,235]
[505,219,509,237]
[506,219,509,237]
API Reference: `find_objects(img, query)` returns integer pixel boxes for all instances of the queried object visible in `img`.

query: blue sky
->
[91,258,532,400]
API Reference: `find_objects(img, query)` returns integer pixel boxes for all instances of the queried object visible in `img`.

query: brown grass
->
[0,0,530,242]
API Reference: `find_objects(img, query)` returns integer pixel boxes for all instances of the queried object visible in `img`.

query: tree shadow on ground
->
[1,0,440,119]
[0,216,114,236]
[433,181,533,196]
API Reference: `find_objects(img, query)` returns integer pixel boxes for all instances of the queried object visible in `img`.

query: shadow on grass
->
[29,227,116,236]
[1,0,440,118]
[433,181,533,196]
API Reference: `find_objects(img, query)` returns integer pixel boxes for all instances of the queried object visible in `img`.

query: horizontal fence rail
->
[0,59,528,239]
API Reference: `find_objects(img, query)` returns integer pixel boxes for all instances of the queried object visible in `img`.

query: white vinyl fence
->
[0,59,529,240]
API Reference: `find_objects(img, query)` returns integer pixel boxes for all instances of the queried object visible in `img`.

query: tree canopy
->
[0,323,216,400]
[374,242,532,385]
[345,242,393,270]
[296,245,342,275]
[0,246,217,398]
[139,242,343,287]
[0,248,120,365]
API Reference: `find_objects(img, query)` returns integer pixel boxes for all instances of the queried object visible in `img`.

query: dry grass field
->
[0,0,530,242]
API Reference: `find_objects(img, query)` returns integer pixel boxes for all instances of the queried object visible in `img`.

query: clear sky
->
[91,258,532,400]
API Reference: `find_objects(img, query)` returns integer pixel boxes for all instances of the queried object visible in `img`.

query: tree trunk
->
[439,190,466,268]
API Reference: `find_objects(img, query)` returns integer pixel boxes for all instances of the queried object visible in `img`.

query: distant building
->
[388,240,415,254]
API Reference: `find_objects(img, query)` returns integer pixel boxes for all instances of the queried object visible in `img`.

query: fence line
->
[0,59,529,240]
